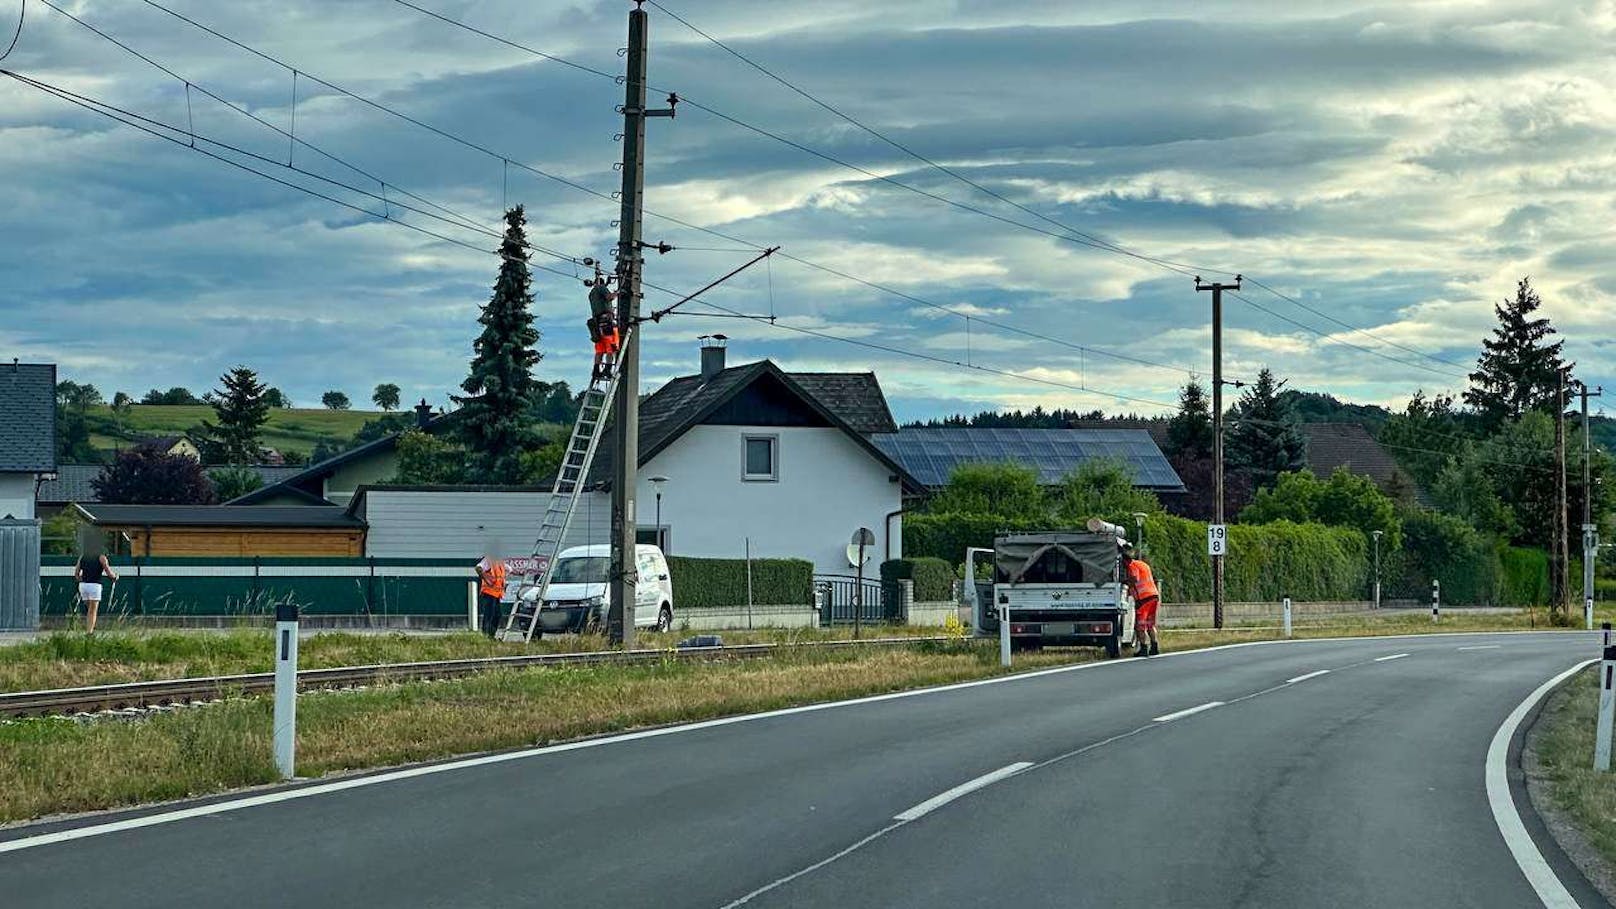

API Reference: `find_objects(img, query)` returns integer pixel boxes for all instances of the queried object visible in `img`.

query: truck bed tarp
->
[993,532,1118,585]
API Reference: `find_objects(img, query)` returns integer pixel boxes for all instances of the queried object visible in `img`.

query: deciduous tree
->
[92,444,215,504]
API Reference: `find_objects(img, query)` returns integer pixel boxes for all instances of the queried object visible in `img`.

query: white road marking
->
[1485,658,1594,908]
[893,763,1034,822]
[1374,653,1411,662]
[718,821,906,908]
[1460,645,1502,651]
[1286,669,1331,684]
[1153,701,1225,722]
[0,630,1588,854]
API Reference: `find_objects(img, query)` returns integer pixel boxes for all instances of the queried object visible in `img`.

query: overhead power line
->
[1230,291,1468,382]
[89,0,1211,386]
[1241,276,1473,373]
[0,0,23,61]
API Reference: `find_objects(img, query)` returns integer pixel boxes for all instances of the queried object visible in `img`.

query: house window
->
[742,434,779,481]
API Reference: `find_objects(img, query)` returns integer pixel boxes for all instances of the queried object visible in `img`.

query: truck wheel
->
[1104,634,1121,659]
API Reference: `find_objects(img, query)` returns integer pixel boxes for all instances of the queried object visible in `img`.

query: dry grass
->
[1530,666,1616,868]
[0,625,944,693]
[0,644,1078,824]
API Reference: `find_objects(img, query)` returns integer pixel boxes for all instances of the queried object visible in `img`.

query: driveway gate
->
[0,518,41,631]
[815,574,902,626]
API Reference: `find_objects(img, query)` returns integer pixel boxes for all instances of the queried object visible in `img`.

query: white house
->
[0,362,56,520]
[352,343,918,577]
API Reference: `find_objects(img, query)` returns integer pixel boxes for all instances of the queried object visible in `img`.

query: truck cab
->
[964,531,1136,657]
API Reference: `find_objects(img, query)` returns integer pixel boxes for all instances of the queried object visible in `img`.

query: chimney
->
[413,398,434,429]
[699,334,728,381]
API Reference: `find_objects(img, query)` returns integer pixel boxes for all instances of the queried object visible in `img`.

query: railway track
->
[1,636,954,718]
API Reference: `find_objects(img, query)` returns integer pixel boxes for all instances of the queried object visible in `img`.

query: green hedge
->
[666,556,813,609]
[906,512,1369,603]
[880,558,955,602]
[1499,546,1550,606]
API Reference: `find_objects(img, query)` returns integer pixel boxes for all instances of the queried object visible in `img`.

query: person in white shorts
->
[74,545,119,634]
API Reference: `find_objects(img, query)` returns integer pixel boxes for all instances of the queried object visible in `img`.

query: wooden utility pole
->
[1197,275,1241,630]
[607,2,675,646]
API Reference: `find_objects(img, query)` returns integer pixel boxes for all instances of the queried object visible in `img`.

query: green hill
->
[83,405,386,460]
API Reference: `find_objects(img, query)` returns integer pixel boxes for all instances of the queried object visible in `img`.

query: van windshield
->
[551,556,609,584]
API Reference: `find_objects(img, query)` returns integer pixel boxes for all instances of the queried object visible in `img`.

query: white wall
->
[363,489,610,559]
[0,473,35,520]
[640,425,902,576]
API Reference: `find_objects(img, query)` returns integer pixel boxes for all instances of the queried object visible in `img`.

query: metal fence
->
[39,556,477,620]
[0,518,41,630]
[815,574,903,626]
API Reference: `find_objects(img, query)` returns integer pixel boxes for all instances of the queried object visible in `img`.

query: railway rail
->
[1,636,953,718]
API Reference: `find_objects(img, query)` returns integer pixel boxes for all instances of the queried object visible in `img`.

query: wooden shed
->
[74,504,366,557]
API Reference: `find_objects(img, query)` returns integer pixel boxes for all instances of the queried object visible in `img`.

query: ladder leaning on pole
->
[501,352,625,642]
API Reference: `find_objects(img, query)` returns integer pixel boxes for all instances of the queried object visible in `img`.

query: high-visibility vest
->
[480,560,507,598]
[1127,560,1159,601]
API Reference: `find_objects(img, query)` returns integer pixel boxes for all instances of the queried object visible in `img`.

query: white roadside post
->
[1431,579,1440,624]
[1589,596,1597,633]
[1605,622,1612,649]
[999,598,1011,668]
[1597,645,1616,772]
[1282,595,1292,638]
[273,602,299,780]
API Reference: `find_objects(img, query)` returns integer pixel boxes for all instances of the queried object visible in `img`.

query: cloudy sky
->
[2,0,1613,422]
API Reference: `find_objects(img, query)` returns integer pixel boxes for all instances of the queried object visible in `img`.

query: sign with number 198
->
[1207,524,1227,556]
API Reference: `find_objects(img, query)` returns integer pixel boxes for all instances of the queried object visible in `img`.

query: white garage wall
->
[640,425,902,577]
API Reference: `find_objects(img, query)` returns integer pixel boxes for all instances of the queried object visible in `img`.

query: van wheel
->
[1104,635,1121,659]
[656,605,673,633]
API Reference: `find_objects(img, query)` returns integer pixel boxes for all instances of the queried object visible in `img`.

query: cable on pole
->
[644,247,779,323]
[0,0,23,62]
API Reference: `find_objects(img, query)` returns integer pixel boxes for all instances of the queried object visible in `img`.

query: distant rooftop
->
[871,427,1184,490]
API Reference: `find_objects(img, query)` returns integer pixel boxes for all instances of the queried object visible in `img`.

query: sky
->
[1,0,1613,423]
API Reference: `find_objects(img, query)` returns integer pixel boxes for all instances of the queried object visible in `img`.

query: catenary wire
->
[0,0,21,61]
[392,0,1479,385]
[122,0,1206,384]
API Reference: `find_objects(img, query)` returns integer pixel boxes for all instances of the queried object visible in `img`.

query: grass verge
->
[1527,665,1616,897]
[0,610,1589,825]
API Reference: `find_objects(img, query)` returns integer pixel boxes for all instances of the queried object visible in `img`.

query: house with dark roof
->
[321,342,919,575]
[1301,423,1419,498]
[231,400,447,507]
[0,362,56,520]
[35,463,305,520]
[73,504,366,557]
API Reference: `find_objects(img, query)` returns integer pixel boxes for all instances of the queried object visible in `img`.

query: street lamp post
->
[648,475,669,551]
[1371,530,1383,610]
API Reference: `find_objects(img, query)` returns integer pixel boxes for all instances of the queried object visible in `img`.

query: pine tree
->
[1463,277,1566,429]
[200,366,271,464]
[1164,378,1213,459]
[1226,368,1308,491]
[457,205,541,483]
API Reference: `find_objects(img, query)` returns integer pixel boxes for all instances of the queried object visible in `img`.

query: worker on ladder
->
[587,272,621,383]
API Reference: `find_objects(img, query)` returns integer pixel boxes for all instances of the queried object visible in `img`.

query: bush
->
[903,513,1044,565]
[1142,514,1368,603]
[880,558,955,602]
[1499,546,1550,607]
[1388,510,1498,605]
[666,556,813,609]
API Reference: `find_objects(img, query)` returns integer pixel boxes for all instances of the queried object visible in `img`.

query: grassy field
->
[1529,665,1616,884]
[0,610,1588,824]
[83,404,385,458]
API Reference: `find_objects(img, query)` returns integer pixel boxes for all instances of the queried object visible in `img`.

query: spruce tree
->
[1463,277,1565,429]
[1226,368,1308,491]
[457,205,541,483]
[1165,378,1213,459]
[200,366,271,464]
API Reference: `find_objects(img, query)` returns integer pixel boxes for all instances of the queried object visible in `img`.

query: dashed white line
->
[1459,645,1501,651]
[893,763,1034,822]
[1153,701,1225,723]
[1286,669,1331,684]
[1374,653,1410,662]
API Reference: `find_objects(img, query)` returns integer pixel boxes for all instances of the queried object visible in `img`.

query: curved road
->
[0,632,1607,907]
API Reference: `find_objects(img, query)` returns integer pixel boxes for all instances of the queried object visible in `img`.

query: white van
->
[515,544,674,634]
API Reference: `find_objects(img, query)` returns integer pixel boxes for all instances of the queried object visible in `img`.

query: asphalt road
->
[1,632,1608,908]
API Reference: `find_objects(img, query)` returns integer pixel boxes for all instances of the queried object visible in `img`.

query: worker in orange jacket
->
[475,551,508,638]
[1121,542,1160,657]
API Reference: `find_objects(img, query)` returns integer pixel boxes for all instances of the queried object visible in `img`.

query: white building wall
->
[362,489,610,559]
[0,473,35,520]
[640,425,902,577]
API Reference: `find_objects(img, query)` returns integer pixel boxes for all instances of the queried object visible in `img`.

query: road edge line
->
[0,629,1591,852]
[1486,658,1596,908]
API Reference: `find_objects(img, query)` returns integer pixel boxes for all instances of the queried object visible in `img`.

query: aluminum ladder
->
[502,355,624,642]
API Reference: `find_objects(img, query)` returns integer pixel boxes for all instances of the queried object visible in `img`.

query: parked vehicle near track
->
[514,544,674,634]
[962,529,1136,657]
